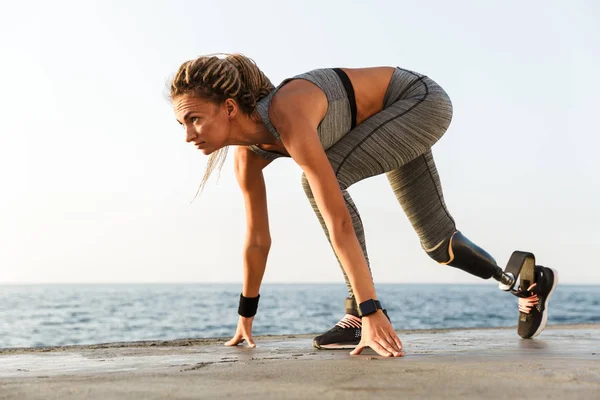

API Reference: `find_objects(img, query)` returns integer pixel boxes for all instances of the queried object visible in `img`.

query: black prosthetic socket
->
[427,236,452,263]
[430,231,504,281]
[345,297,360,317]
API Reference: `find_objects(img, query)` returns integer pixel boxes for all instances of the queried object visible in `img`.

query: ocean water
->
[0,284,598,349]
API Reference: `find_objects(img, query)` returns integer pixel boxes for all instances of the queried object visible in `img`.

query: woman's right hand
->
[224,316,256,347]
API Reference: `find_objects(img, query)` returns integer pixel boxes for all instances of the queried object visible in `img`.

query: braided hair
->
[170,53,274,197]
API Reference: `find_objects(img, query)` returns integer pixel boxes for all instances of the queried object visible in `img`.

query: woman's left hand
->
[350,310,404,357]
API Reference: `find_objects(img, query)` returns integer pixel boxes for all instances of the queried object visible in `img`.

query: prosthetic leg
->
[433,230,534,293]
[433,230,557,339]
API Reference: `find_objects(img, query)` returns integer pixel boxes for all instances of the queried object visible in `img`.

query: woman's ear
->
[225,98,237,118]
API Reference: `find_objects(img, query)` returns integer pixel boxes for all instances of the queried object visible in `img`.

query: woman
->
[170,53,558,357]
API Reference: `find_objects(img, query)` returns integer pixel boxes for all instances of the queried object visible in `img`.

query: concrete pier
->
[1,324,598,399]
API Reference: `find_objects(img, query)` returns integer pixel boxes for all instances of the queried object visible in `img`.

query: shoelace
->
[335,314,362,329]
[518,283,539,314]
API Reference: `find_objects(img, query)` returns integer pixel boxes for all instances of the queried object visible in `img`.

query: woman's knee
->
[424,234,454,264]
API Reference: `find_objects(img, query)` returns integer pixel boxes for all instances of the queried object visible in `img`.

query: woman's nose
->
[185,125,196,143]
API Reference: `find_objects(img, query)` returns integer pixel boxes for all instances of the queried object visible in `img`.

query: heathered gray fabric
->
[250,69,353,160]
[251,67,457,298]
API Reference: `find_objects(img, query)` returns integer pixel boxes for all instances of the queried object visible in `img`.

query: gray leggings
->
[301,68,457,298]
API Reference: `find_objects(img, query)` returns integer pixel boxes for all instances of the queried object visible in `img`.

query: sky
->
[0,0,599,285]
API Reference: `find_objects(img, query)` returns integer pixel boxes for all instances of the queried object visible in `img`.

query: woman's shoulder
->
[255,68,334,131]
[268,80,328,131]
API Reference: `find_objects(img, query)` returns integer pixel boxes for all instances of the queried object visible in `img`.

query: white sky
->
[0,0,598,284]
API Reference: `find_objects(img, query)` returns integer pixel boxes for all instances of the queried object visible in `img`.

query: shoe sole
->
[312,341,357,350]
[530,268,559,339]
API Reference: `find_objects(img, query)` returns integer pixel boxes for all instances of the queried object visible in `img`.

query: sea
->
[0,283,598,349]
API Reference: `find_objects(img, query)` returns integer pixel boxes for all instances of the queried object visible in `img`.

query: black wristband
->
[238,293,260,318]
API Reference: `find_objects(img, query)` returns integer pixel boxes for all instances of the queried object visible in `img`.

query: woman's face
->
[173,95,230,155]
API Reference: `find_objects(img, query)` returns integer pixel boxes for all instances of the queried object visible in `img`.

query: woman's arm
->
[233,146,273,298]
[270,83,403,357]
[225,146,272,347]
[269,89,376,304]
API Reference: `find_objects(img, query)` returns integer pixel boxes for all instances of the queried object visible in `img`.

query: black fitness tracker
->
[358,299,382,317]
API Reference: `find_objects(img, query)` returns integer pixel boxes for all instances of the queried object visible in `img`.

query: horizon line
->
[0,281,598,286]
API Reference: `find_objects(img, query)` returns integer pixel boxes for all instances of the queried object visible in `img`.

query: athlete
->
[170,53,558,357]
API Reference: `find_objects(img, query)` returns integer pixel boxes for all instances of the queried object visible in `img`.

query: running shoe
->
[312,309,390,349]
[514,265,558,339]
